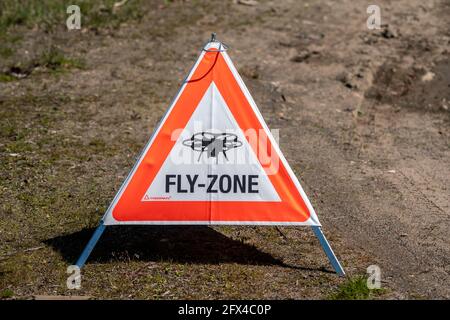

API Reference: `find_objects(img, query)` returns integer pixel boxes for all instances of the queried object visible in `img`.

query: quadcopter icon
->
[182,132,243,162]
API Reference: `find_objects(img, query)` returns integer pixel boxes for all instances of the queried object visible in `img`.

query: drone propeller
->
[182,131,242,162]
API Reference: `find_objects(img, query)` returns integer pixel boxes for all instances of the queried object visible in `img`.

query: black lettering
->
[165,174,176,193]
[219,175,232,193]
[186,174,199,193]
[233,175,246,193]
[207,174,218,193]
[177,174,188,193]
[248,175,259,193]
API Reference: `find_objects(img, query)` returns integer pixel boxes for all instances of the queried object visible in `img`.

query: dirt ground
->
[0,0,449,299]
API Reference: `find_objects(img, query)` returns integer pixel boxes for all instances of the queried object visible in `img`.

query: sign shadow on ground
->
[44,226,329,272]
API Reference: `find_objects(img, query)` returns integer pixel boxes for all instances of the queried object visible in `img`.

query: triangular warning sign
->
[77,37,344,275]
[102,41,321,226]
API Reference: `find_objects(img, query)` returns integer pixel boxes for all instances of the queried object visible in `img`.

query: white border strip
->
[105,220,315,226]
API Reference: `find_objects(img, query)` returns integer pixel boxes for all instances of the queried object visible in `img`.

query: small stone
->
[381,24,398,39]
[292,50,311,63]
[236,0,259,6]
[336,72,357,89]
[421,71,435,82]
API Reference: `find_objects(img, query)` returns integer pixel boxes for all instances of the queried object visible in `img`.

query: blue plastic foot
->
[75,223,106,268]
[312,226,345,276]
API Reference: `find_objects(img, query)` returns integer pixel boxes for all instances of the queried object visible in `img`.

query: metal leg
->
[75,222,106,268]
[312,226,345,276]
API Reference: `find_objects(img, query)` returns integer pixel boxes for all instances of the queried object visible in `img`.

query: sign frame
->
[75,35,345,276]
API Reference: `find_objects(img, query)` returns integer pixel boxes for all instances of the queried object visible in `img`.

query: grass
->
[0,0,65,33]
[0,1,145,81]
[1,289,14,299]
[0,33,21,62]
[38,46,86,72]
[0,46,86,81]
[0,46,14,58]
[0,0,145,34]
[0,74,16,82]
[329,276,386,300]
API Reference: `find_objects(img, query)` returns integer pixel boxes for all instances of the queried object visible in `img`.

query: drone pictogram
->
[182,132,243,162]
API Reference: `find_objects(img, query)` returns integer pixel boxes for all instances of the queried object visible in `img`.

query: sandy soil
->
[0,0,449,299]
